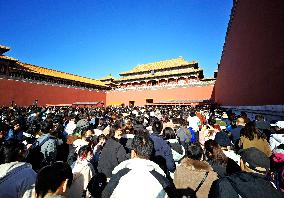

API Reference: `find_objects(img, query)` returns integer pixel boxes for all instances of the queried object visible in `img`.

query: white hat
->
[271,121,284,129]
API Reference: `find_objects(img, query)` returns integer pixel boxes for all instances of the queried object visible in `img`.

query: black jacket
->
[209,172,283,198]
[97,138,128,178]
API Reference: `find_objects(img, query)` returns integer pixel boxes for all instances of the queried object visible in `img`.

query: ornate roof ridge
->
[17,61,106,87]
[120,57,197,75]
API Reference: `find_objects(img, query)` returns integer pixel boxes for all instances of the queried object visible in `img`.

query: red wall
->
[215,0,284,106]
[0,78,106,106]
[106,85,214,106]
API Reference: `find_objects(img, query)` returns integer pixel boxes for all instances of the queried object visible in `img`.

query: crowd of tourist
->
[0,105,284,197]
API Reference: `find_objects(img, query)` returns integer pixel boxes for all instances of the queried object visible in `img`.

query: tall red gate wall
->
[0,78,106,106]
[106,85,214,106]
[215,0,284,106]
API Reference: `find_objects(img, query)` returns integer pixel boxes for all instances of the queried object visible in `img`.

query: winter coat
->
[167,139,185,163]
[67,160,95,198]
[150,133,176,173]
[97,138,128,178]
[209,172,283,198]
[174,158,218,198]
[102,158,173,198]
[0,162,37,198]
[238,135,272,157]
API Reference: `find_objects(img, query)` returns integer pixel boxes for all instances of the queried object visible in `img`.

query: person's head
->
[0,141,27,164]
[239,147,270,175]
[77,145,92,160]
[214,132,232,148]
[131,133,153,159]
[255,114,265,121]
[190,111,196,117]
[35,162,73,198]
[87,173,107,198]
[185,142,203,160]
[241,121,266,141]
[162,127,176,140]
[152,120,163,134]
[236,117,245,126]
[204,139,228,165]
[97,134,106,146]
[109,119,125,139]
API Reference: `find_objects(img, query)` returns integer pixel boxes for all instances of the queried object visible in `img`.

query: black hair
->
[35,162,73,198]
[162,127,176,140]
[0,140,26,164]
[190,111,196,117]
[152,120,163,134]
[241,121,266,141]
[109,119,125,138]
[131,133,153,159]
[186,142,203,160]
[78,145,92,158]
[87,173,107,198]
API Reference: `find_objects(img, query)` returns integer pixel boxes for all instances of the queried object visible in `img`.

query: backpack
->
[25,135,51,171]
[177,127,192,144]
[188,127,197,143]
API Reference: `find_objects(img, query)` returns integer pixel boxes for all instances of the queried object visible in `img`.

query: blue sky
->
[0,0,232,79]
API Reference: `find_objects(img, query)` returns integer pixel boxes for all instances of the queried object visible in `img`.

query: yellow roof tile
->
[17,62,106,87]
[120,57,196,75]
[117,68,202,82]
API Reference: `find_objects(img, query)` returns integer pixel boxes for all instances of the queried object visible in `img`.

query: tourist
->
[150,119,176,174]
[204,140,241,177]
[68,145,95,198]
[229,117,246,144]
[238,121,272,157]
[209,147,283,198]
[102,133,175,198]
[214,131,240,165]
[174,142,218,198]
[0,141,37,198]
[35,162,73,198]
[97,119,129,178]
[162,127,185,164]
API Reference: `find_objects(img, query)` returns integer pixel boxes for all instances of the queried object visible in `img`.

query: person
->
[270,121,284,150]
[162,127,185,164]
[0,141,37,198]
[214,132,241,165]
[68,145,95,198]
[102,133,175,198]
[97,119,129,178]
[0,121,8,144]
[174,142,218,198]
[176,119,192,147]
[238,121,272,157]
[35,162,73,198]
[229,117,245,144]
[204,140,241,177]
[150,119,176,174]
[187,111,201,133]
[209,147,283,198]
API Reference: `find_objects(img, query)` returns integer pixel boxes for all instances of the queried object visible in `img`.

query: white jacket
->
[102,158,170,198]
[0,162,37,198]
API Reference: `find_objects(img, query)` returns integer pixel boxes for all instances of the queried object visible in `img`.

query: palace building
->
[0,45,215,107]
[0,45,106,107]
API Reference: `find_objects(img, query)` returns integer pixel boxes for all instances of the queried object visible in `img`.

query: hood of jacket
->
[180,158,213,172]
[0,161,31,181]
[112,158,166,176]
